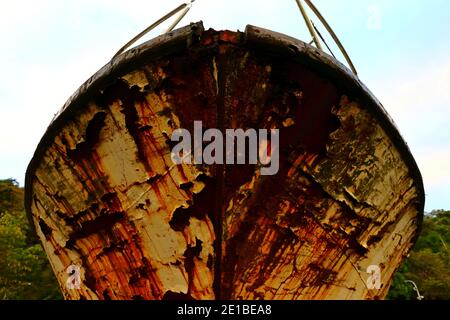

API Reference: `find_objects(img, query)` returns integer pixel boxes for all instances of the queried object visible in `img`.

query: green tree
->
[0,179,62,299]
[388,210,450,300]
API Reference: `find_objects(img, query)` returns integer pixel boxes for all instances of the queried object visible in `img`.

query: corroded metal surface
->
[25,22,424,300]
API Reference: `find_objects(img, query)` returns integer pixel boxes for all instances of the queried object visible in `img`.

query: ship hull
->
[25,22,424,300]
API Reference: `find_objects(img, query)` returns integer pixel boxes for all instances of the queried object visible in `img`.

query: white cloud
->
[419,148,450,186]
[381,62,450,114]
[370,53,450,210]
[367,4,382,30]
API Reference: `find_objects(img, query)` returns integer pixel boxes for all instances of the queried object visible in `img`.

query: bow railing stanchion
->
[295,0,322,50]
[112,1,195,59]
[302,0,358,75]
[166,1,194,33]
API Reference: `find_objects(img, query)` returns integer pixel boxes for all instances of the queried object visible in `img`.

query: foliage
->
[387,210,450,300]
[0,179,62,300]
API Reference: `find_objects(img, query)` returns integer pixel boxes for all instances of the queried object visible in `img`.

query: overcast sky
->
[0,0,449,211]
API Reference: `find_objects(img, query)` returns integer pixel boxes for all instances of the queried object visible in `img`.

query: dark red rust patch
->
[169,175,216,231]
[69,211,124,240]
[38,218,52,239]
[66,111,107,163]
[183,238,203,297]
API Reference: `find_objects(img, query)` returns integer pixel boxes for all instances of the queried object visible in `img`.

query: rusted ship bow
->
[25,23,424,300]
